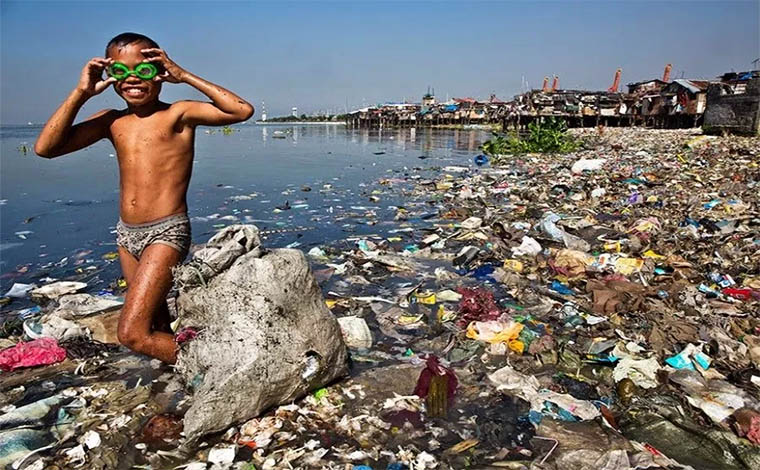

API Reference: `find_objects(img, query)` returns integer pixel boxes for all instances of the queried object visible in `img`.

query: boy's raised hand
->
[78,57,116,97]
[141,48,186,84]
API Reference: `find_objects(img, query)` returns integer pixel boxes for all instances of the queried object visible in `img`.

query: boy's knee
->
[117,323,146,352]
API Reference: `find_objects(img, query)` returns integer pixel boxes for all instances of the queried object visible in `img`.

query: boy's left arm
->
[142,48,254,126]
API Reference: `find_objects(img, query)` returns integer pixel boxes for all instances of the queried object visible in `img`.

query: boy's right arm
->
[35,57,117,158]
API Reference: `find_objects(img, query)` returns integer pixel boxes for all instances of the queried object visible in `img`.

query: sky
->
[1,0,758,123]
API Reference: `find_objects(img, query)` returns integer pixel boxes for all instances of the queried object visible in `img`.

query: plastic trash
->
[414,355,458,418]
[511,236,542,257]
[538,212,590,251]
[460,216,483,230]
[664,343,711,371]
[30,281,87,300]
[613,357,660,389]
[3,283,36,298]
[550,280,575,296]
[453,246,479,267]
[337,316,373,349]
[0,337,67,371]
[571,158,606,174]
[473,154,489,166]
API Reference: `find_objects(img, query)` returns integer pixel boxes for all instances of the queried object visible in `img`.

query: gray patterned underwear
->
[116,213,191,260]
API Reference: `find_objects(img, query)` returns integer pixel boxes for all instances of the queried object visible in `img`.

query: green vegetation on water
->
[263,114,348,123]
[482,118,580,163]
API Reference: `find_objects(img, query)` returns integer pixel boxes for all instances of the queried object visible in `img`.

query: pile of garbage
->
[1,127,759,469]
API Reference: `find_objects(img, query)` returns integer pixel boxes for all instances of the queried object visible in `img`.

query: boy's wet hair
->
[105,32,159,57]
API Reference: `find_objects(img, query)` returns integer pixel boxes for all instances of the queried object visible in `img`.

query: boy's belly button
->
[130,199,137,206]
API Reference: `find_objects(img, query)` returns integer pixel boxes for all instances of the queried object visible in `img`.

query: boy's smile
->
[106,41,161,106]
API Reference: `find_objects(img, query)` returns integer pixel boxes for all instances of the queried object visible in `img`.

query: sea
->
[0,123,488,294]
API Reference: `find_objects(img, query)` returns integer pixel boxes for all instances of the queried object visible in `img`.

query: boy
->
[35,33,254,363]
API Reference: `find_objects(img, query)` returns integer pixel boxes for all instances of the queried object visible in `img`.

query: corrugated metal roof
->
[672,79,708,94]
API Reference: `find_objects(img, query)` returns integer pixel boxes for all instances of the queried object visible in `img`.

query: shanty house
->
[661,79,709,115]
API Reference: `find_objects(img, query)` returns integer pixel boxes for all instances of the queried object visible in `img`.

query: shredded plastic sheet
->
[456,287,501,327]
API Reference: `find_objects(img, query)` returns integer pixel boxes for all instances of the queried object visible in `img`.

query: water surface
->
[0,124,487,293]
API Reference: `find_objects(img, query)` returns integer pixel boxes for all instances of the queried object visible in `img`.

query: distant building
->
[291,107,298,117]
[704,71,760,135]
[661,79,709,115]
[422,87,436,111]
[261,102,267,121]
[627,79,667,96]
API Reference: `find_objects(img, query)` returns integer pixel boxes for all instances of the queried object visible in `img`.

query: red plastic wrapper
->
[733,408,760,444]
[413,355,458,404]
[0,337,67,372]
[722,288,754,301]
[456,287,501,327]
[175,327,199,344]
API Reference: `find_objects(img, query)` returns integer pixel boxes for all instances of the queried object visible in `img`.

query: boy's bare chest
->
[112,123,173,148]
[110,115,190,153]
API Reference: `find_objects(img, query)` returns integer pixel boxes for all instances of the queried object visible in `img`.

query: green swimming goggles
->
[107,62,159,81]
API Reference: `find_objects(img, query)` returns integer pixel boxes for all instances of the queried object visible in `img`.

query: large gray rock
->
[174,225,348,442]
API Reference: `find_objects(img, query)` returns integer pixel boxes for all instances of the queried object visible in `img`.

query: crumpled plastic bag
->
[25,316,88,341]
[414,355,458,404]
[0,337,67,371]
[466,320,525,353]
[552,249,594,278]
[612,356,660,389]
[571,158,606,174]
[670,369,753,424]
[30,281,87,300]
[174,224,261,288]
[511,236,542,257]
[489,365,600,421]
[456,287,501,326]
[538,212,590,252]
[51,293,123,319]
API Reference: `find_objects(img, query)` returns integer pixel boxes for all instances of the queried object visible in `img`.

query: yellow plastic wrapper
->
[642,250,666,260]
[614,258,644,275]
[415,292,437,305]
[437,305,457,323]
[502,259,524,273]
[466,321,524,347]
[397,314,424,325]
[508,339,525,354]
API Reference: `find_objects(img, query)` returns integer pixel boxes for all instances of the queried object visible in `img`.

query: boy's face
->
[106,41,161,106]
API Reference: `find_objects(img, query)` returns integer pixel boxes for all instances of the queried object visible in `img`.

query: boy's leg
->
[118,247,173,333]
[117,244,183,364]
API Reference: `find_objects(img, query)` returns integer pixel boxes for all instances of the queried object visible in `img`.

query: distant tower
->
[422,86,436,110]
[261,101,267,122]
[291,107,298,117]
